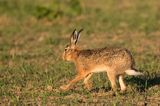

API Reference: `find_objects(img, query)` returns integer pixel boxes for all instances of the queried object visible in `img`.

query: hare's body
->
[60,29,143,92]
[74,47,133,75]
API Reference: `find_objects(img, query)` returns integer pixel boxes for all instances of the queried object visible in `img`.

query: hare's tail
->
[125,69,144,76]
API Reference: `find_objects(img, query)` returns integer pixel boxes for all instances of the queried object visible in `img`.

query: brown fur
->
[60,29,141,92]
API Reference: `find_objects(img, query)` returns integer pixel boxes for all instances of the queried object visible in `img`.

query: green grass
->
[0,0,160,105]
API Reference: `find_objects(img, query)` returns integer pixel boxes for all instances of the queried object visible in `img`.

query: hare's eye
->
[65,48,68,51]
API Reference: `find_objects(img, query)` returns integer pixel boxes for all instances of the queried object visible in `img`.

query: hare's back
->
[78,47,132,59]
[78,47,133,67]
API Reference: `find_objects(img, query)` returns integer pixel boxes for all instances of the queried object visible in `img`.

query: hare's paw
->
[60,85,70,91]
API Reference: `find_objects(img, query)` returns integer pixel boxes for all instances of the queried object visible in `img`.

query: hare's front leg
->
[83,73,93,90]
[119,75,126,91]
[60,73,85,91]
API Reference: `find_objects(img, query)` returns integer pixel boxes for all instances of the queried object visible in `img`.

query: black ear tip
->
[79,29,83,32]
[72,29,77,34]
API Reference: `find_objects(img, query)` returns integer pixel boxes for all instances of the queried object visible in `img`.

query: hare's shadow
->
[90,72,160,92]
[125,72,160,92]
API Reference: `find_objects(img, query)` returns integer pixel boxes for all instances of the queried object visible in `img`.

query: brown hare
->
[60,29,143,92]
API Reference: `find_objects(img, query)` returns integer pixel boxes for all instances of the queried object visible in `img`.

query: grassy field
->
[0,0,160,105]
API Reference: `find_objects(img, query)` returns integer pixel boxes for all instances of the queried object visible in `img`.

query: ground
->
[0,0,160,105]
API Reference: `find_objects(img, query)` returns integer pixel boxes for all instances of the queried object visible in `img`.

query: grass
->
[0,0,160,105]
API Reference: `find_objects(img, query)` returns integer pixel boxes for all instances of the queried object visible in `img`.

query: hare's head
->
[62,29,83,61]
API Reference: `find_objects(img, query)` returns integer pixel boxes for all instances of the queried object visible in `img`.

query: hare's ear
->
[70,29,78,45]
[70,28,83,45]
[75,29,83,44]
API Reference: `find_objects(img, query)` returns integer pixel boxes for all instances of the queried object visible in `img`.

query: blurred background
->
[0,0,160,105]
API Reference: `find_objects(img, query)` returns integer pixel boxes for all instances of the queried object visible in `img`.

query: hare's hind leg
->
[83,73,93,90]
[60,73,86,91]
[119,75,126,91]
